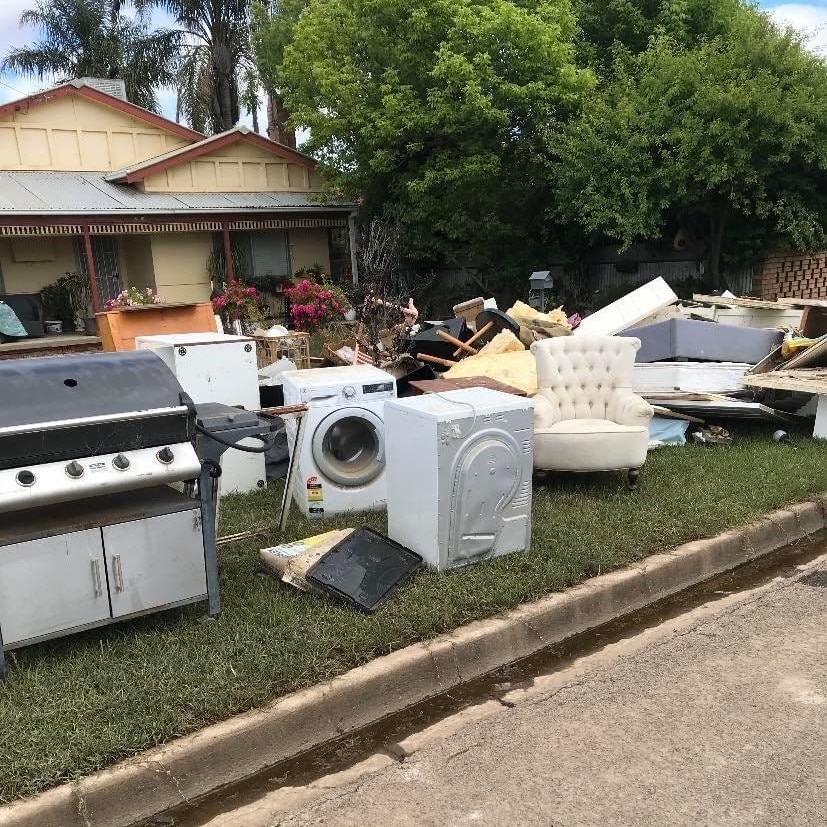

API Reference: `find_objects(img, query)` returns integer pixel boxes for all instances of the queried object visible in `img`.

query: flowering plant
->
[283,278,349,331]
[211,279,263,322]
[104,286,162,310]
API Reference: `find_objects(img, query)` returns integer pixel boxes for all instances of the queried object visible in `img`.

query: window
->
[329,227,352,283]
[73,236,121,304]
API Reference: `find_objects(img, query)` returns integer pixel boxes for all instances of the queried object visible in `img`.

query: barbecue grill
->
[0,351,275,677]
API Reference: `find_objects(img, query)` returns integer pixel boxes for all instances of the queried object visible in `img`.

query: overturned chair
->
[531,335,654,488]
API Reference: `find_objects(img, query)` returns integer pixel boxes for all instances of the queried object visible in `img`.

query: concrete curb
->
[3,497,826,827]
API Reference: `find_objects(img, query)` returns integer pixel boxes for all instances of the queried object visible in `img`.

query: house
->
[0,78,356,327]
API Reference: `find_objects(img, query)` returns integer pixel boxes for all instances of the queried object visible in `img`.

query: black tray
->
[305,528,423,613]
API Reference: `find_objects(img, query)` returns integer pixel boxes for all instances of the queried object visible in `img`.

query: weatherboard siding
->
[139,142,323,194]
[0,95,189,172]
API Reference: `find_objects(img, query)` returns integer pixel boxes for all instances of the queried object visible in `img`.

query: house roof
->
[0,79,203,143]
[0,171,353,215]
[105,125,318,184]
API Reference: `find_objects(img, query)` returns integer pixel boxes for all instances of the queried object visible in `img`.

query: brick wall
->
[753,253,827,300]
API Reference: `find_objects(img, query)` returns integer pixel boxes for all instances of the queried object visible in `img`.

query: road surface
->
[197,553,827,827]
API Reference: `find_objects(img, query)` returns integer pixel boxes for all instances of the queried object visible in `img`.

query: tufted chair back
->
[530,335,641,425]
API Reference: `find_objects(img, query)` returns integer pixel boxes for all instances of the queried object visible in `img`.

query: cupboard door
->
[0,529,109,646]
[103,510,207,618]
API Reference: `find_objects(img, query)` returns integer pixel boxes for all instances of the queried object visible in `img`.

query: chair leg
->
[626,468,640,491]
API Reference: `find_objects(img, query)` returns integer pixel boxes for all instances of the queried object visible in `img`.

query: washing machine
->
[282,365,397,518]
[384,388,534,571]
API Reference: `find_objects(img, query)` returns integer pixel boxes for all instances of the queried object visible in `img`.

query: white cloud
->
[767,3,827,53]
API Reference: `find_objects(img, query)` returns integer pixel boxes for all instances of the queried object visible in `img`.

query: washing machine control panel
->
[361,381,395,396]
[342,385,356,399]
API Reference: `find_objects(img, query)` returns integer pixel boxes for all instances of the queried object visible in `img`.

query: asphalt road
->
[202,554,827,827]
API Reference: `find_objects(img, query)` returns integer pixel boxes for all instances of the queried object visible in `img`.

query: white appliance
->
[282,365,397,518]
[384,388,534,571]
[135,332,265,495]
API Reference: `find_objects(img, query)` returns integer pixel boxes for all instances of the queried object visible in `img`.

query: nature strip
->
[1,497,824,827]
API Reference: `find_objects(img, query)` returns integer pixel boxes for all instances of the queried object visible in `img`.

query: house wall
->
[289,228,331,274]
[140,142,324,193]
[149,233,212,303]
[0,94,190,172]
[0,236,77,294]
[753,253,827,300]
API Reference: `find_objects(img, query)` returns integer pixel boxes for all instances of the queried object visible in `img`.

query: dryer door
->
[311,408,385,488]
[448,435,521,565]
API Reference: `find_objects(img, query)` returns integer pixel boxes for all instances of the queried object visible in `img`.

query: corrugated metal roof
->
[0,172,353,215]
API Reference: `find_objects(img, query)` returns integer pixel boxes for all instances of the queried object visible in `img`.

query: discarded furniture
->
[633,362,752,394]
[531,336,654,488]
[742,369,827,438]
[385,388,534,571]
[0,293,45,339]
[97,301,216,351]
[622,318,782,364]
[0,351,274,677]
[253,330,311,370]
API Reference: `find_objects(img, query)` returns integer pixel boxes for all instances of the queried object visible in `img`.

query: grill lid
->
[0,351,188,429]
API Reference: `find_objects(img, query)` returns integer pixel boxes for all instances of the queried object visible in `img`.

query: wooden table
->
[408,376,528,397]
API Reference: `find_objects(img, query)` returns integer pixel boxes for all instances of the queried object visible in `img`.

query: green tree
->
[2,0,179,112]
[276,0,591,264]
[551,12,827,286]
[572,0,745,73]
[135,0,253,133]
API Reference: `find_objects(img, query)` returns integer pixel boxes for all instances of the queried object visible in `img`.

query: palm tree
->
[2,0,179,113]
[136,0,253,134]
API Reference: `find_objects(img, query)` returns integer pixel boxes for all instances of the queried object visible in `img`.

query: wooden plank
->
[575,277,678,336]
[742,369,827,395]
[777,297,827,308]
[692,294,799,310]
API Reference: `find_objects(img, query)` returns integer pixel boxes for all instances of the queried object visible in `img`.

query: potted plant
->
[211,279,264,334]
[104,287,163,310]
[60,272,92,334]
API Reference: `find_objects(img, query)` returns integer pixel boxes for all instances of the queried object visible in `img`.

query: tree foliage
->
[135,0,253,133]
[551,11,827,283]
[2,0,179,112]
[276,0,592,263]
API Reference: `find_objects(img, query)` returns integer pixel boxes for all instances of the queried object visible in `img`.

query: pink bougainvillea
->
[211,279,262,322]
[283,278,349,331]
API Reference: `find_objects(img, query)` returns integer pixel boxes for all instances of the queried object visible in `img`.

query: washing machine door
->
[311,408,385,488]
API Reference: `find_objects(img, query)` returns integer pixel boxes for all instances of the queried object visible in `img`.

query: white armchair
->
[530,335,654,488]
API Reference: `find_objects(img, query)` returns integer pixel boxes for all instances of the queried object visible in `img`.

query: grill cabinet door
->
[103,510,207,618]
[0,529,109,647]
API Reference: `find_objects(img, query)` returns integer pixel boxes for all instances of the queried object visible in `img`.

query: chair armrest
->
[612,390,654,428]
[533,393,557,430]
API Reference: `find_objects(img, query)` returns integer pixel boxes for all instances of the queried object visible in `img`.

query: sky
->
[0,1,826,130]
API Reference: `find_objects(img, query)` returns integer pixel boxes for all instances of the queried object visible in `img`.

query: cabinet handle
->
[90,559,103,597]
[113,555,124,592]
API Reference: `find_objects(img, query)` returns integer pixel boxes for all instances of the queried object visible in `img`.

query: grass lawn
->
[1,426,826,801]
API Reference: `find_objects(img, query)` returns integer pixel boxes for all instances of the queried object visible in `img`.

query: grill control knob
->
[16,470,35,487]
[65,461,84,479]
[156,447,175,465]
[112,454,130,471]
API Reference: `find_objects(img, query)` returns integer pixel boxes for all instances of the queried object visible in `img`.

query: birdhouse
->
[528,271,554,311]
